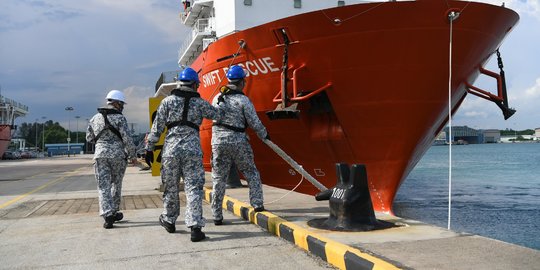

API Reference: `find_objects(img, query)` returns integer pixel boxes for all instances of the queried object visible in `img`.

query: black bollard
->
[308,163,395,231]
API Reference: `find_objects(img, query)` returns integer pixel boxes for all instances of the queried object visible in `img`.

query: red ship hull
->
[189,1,518,213]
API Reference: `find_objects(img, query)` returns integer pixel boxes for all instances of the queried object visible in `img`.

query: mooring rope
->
[206,40,246,102]
[266,174,305,205]
[447,10,460,230]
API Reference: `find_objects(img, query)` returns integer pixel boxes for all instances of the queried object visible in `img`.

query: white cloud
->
[463,110,489,118]
[478,0,540,19]
[525,77,540,97]
[122,85,153,133]
[1,0,184,132]
[89,0,187,42]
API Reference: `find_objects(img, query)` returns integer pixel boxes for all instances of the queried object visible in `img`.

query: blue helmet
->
[179,67,200,84]
[226,65,246,81]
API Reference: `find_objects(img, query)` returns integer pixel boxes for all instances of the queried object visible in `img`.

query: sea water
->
[394,143,540,250]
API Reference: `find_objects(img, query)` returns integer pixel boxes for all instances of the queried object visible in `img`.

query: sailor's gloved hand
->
[264,133,271,141]
[145,150,154,163]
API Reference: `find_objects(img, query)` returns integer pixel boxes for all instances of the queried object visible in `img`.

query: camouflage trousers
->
[160,156,206,227]
[94,158,127,217]
[211,143,264,220]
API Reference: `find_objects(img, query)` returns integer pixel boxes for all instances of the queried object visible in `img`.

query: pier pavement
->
[0,155,538,270]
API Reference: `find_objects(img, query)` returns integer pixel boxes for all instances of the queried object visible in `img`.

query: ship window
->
[294,0,301,8]
[337,1,345,7]
[244,0,252,6]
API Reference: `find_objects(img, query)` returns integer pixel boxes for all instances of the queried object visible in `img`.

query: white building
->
[482,129,501,143]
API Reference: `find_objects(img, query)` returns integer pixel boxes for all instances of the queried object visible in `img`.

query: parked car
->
[2,151,16,160]
[20,151,33,159]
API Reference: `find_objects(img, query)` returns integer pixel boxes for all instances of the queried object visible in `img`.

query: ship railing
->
[0,95,28,113]
[465,66,514,120]
[180,0,214,26]
[178,17,215,66]
[272,64,333,103]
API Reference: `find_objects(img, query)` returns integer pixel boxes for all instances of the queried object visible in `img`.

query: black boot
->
[214,219,223,226]
[190,227,206,242]
[103,215,115,229]
[114,212,123,222]
[254,206,265,212]
[159,215,176,233]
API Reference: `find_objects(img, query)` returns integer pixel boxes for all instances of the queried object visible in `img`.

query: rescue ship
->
[160,0,518,213]
[0,94,28,157]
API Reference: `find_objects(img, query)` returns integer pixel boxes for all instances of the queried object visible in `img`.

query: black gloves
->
[264,133,271,141]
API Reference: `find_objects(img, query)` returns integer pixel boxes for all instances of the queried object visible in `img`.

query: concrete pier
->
[0,155,538,269]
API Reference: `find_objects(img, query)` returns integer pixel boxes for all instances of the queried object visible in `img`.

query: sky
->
[0,0,539,134]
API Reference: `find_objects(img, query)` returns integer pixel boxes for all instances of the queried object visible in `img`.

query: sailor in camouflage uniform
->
[86,90,136,229]
[211,65,270,225]
[145,67,221,242]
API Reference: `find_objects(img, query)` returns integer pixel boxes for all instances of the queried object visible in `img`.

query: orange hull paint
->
[188,1,518,213]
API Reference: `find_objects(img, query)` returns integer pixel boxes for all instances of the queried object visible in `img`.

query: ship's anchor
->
[266,28,301,120]
[465,49,516,120]
[308,163,396,231]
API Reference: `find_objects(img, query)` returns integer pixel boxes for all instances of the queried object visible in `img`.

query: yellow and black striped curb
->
[203,188,401,270]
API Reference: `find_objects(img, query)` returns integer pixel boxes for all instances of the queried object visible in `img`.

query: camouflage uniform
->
[146,86,221,228]
[86,105,136,218]
[211,84,267,221]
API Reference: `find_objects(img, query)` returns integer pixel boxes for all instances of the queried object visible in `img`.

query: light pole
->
[75,116,80,144]
[35,119,38,150]
[65,106,74,156]
[42,116,46,153]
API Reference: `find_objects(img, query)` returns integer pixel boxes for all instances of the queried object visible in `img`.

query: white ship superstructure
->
[0,94,28,126]
[178,0,369,66]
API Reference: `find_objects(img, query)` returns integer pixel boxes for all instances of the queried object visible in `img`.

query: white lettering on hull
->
[201,57,280,88]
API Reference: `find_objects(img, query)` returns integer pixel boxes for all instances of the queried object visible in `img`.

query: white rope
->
[207,41,246,101]
[447,12,458,231]
[266,174,305,205]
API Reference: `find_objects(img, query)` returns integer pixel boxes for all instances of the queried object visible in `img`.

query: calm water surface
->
[394,143,540,250]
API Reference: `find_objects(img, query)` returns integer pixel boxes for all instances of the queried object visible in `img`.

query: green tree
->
[43,120,69,144]
[45,128,68,144]
[16,122,40,147]
[16,120,71,147]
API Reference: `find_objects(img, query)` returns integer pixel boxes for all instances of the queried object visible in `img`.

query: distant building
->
[443,126,479,144]
[441,126,502,144]
[438,126,539,144]
[481,129,501,143]
[45,143,85,156]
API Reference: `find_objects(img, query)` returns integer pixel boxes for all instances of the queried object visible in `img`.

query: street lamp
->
[75,116,80,144]
[35,119,38,150]
[65,106,74,156]
[42,116,46,153]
